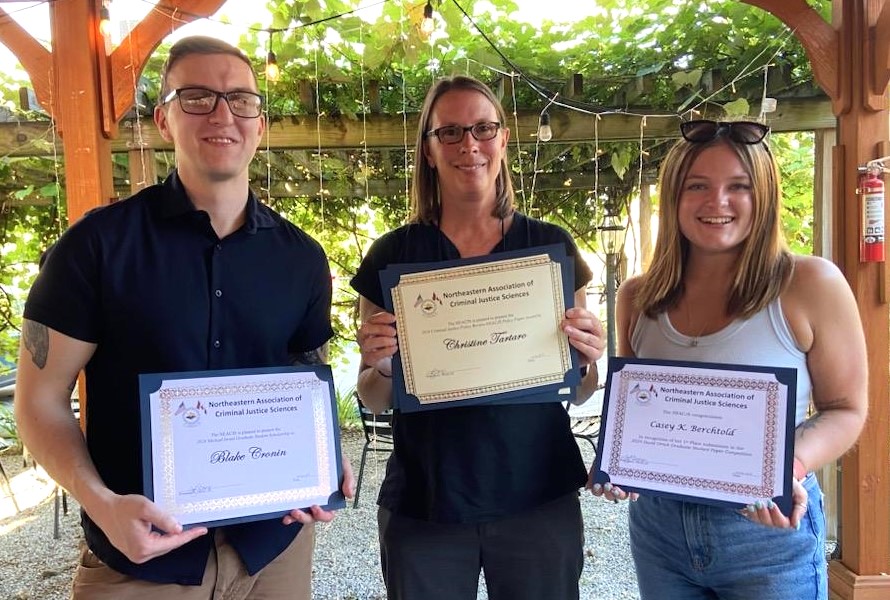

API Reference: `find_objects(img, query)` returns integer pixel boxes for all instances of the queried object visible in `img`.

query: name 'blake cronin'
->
[443,330,528,350]
[210,446,287,464]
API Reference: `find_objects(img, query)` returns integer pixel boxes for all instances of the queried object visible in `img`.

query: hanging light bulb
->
[421,1,435,36]
[98,4,112,38]
[538,111,553,142]
[266,50,280,82]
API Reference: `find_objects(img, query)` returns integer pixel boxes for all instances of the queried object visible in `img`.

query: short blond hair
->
[159,36,257,99]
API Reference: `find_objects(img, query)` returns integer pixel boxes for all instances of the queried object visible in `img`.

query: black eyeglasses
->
[679,120,770,144]
[425,122,502,145]
[161,87,264,118]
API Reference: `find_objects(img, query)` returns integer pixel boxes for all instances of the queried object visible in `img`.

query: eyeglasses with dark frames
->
[679,120,770,145]
[425,121,502,145]
[162,87,264,119]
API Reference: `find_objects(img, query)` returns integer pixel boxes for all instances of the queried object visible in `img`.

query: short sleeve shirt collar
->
[154,170,277,234]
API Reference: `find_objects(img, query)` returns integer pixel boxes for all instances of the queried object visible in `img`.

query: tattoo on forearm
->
[23,320,49,369]
[796,412,824,439]
[291,344,329,366]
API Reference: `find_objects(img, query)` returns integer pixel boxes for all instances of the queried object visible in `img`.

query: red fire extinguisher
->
[858,164,885,262]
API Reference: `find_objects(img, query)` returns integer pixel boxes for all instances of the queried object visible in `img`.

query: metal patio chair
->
[353,392,394,508]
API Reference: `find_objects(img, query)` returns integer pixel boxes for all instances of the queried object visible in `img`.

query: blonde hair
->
[636,136,793,318]
[410,76,514,224]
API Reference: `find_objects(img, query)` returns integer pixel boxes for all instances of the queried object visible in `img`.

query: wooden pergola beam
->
[743,0,839,105]
[0,97,836,157]
[108,0,226,123]
[3,170,651,205]
[0,10,51,114]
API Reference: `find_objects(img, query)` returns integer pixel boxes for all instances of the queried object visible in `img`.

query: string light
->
[139,0,786,137]
[421,1,435,36]
[266,50,280,82]
[98,3,112,38]
[136,0,788,135]
[265,31,280,82]
[537,111,552,142]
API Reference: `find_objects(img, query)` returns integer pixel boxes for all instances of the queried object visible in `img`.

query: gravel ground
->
[0,431,640,599]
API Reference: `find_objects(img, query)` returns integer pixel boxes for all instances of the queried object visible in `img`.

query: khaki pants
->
[71,524,314,600]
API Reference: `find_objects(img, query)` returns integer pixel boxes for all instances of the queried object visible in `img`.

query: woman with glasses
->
[350,75,607,600]
[605,120,867,599]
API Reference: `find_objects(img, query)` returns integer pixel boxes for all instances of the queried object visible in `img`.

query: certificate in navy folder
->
[379,244,581,412]
[139,365,346,528]
[592,357,797,513]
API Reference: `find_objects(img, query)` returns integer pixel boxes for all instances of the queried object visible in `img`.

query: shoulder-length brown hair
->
[635,136,793,318]
[410,75,514,224]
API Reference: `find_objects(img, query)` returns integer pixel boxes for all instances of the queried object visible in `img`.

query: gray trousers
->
[378,492,583,600]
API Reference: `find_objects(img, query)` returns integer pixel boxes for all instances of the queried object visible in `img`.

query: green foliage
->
[242,0,832,120]
[0,159,66,368]
[0,403,19,447]
[773,132,816,254]
[336,385,360,431]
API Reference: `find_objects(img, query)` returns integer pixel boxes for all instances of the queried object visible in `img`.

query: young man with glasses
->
[15,36,353,599]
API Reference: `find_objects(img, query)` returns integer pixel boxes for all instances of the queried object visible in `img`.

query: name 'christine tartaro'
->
[443,331,527,350]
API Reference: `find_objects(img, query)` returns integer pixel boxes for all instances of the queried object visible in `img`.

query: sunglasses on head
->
[679,120,770,144]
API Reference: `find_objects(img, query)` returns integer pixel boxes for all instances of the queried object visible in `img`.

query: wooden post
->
[568,73,583,98]
[300,80,317,114]
[814,128,840,555]
[368,80,381,114]
[49,0,114,221]
[45,0,113,427]
[125,119,157,194]
[827,5,890,596]
[498,74,514,110]
[17,87,29,111]
[813,128,837,260]
[638,181,653,271]
[741,2,890,597]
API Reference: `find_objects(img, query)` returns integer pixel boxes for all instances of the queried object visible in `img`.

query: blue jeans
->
[629,473,826,600]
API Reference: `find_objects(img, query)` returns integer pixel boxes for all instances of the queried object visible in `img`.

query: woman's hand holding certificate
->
[591,358,797,514]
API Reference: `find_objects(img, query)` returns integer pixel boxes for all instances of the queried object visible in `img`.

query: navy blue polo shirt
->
[24,171,334,584]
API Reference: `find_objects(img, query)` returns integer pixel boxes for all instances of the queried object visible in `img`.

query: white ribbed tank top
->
[631,299,812,426]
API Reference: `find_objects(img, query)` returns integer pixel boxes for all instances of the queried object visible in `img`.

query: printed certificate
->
[591,358,797,512]
[139,366,346,527]
[380,244,580,412]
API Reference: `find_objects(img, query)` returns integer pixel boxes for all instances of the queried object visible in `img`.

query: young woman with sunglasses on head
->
[604,120,867,599]
[350,76,607,600]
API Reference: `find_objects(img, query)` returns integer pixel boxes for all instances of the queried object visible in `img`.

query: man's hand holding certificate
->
[592,358,797,513]
[139,366,346,527]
